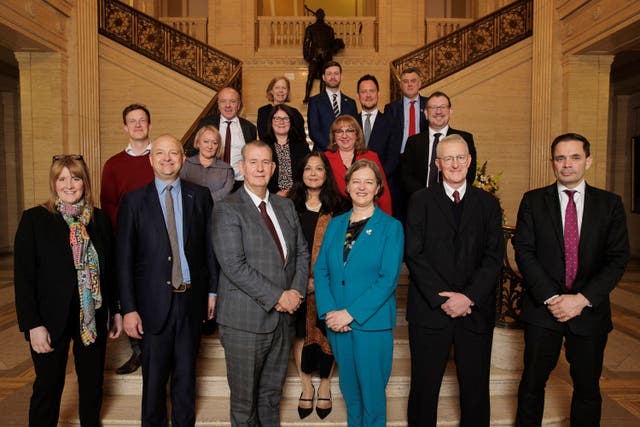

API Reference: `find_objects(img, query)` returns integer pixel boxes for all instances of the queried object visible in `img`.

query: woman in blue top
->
[314,159,404,427]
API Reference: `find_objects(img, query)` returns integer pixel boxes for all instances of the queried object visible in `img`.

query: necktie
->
[408,100,416,136]
[427,132,442,187]
[223,121,232,164]
[363,113,372,146]
[564,190,579,289]
[165,185,183,289]
[332,93,340,117]
[259,201,285,264]
[453,190,460,204]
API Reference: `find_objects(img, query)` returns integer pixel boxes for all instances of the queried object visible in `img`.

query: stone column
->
[562,54,614,189]
[70,0,102,199]
[529,0,555,188]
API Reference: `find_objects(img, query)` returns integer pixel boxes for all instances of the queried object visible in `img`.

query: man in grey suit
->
[213,140,309,426]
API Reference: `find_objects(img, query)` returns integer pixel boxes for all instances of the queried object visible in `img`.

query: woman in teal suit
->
[314,158,404,427]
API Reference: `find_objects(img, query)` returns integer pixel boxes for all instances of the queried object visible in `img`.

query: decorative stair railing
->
[497,226,524,328]
[97,0,242,148]
[390,0,533,100]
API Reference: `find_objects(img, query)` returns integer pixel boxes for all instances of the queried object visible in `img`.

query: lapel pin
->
[366,229,372,235]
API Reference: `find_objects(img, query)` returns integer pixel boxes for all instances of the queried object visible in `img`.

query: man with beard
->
[307,61,357,152]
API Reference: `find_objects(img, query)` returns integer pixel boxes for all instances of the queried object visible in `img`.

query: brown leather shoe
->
[115,353,141,375]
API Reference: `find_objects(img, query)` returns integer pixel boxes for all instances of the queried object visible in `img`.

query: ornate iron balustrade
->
[496,226,524,328]
[98,0,240,92]
[390,0,533,100]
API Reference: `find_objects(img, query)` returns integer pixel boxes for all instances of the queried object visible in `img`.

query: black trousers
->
[140,291,201,427]
[407,322,493,427]
[29,299,107,427]
[516,323,608,427]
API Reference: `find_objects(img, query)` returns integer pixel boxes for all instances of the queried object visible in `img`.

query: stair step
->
[58,381,571,426]
[102,355,521,398]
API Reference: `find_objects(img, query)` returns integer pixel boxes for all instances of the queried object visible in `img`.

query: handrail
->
[496,226,524,328]
[390,0,533,100]
[98,0,240,92]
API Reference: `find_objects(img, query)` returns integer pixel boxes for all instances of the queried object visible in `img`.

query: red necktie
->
[223,121,232,164]
[564,190,579,289]
[259,201,285,264]
[453,190,460,204]
[408,100,416,136]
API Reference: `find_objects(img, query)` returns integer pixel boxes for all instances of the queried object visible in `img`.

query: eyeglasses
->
[438,155,468,165]
[426,105,450,111]
[52,154,84,163]
[333,128,356,135]
[272,116,290,122]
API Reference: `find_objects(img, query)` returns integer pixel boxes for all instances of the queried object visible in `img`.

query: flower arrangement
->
[474,161,506,223]
[474,161,501,195]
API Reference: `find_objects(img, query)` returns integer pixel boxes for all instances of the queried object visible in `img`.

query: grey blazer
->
[212,188,309,333]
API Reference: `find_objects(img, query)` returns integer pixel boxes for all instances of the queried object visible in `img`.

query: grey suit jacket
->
[212,188,309,333]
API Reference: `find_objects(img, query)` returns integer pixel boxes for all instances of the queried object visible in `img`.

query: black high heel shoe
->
[315,391,332,419]
[297,385,314,419]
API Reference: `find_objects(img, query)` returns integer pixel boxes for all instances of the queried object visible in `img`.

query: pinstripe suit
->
[213,187,309,426]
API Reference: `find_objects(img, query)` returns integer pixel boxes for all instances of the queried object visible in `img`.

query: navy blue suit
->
[117,179,217,426]
[383,95,428,146]
[357,111,402,177]
[307,91,358,151]
[315,208,404,427]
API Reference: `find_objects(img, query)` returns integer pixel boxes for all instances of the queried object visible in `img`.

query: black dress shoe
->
[115,353,141,375]
[298,385,315,419]
[316,392,332,419]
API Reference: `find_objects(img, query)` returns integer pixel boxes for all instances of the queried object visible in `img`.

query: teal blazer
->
[314,207,404,331]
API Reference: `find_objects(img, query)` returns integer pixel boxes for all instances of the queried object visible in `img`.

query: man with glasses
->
[401,91,477,196]
[404,134,504,426]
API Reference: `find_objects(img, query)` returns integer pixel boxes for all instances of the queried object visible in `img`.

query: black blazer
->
[14,206,115,342]
[266,138,311,194]
[513,183,629,335]
[404,185,504,333]
[383,95,429,137]
[401,127,477,196]
[257,104,306,141]
[117,180,217,334]
[357,111,402,177]
[197,114,257,143]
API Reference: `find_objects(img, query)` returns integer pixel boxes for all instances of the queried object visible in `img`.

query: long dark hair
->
[262,104,304,145]
[289,151,346,215]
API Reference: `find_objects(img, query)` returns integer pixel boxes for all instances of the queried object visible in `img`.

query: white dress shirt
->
[244,187,288,260]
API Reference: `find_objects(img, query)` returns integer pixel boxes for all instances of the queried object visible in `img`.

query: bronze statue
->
[303,8,344,103]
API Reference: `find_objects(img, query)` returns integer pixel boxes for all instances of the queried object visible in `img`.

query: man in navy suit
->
[118,134,218,426]
[405,134,504,427]
[307,60,358,151]
[514,133,629,427]
[355,74,401,178]
[383,67,428,221]
[401,91,477,196]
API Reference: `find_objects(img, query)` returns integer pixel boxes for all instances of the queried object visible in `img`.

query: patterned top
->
[343,217,370,262]
[274,142,293,190]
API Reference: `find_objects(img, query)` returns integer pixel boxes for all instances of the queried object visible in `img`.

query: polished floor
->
[0,253,638,425]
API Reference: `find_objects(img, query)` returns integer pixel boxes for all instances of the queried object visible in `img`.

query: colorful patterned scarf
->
[56,198,102,346]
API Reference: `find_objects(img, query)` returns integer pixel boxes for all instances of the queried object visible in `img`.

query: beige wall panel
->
[98,37,214,186]
[424,39,533,225]
[384,0,425,50]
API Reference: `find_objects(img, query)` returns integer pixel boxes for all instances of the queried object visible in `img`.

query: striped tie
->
[332,93,340,117]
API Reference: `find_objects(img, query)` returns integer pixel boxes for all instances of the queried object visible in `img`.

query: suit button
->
[341,280,345,286]
[168,256,172,261]
[166,281,171,285]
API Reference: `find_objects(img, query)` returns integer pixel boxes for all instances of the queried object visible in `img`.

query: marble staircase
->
[57,274,571,426]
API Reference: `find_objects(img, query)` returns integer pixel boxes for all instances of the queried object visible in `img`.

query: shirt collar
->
[244,185,271,207]
[125,143,152,156]
[154,177,181,195]
[443,181,467,201]
[326,89,340,99]
[429,126,449,138]
[557,180,586,196]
